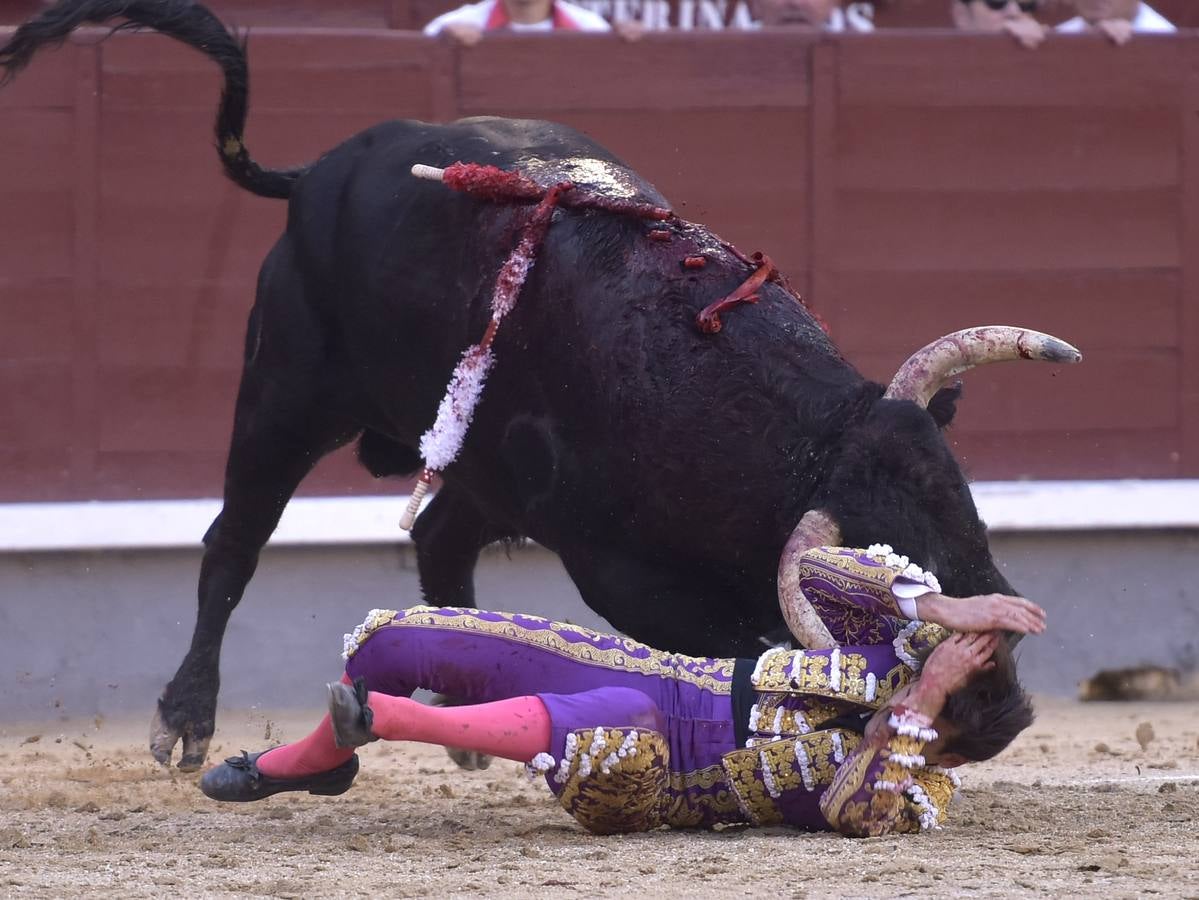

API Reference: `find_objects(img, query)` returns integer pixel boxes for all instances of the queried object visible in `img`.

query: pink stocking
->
[256,674,356,779]
[368,692,551,763]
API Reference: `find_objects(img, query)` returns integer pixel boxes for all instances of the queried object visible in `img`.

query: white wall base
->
[1,479,1197,553]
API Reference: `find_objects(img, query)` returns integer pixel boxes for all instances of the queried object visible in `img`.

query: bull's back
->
[281,116,671,431]
[288,115,666,276]
[277,114,853,570]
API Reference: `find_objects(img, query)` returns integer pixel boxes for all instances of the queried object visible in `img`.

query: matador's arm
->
[798,545,939,621]
[820,631,998,837]
[818,706,956,837]
[787,545,944,650]
[784,546,1044,653]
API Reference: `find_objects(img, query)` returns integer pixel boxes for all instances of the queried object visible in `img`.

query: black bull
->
[2,0,1080,770]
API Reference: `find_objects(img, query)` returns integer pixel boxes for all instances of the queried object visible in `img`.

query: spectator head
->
[952,0,1040,29]
[503,0,555,24]
[755,0,840,27]
[1070,0,1139,22]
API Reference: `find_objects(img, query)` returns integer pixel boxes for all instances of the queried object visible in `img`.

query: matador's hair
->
[940,640,1035,762]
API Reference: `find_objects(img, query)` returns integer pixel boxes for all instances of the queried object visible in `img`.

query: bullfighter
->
[200,544,1045,836]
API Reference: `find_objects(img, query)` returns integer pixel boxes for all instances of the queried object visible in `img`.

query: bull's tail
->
[0,0,303,199]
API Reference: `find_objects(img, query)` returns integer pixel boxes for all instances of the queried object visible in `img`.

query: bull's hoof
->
[199,750,359,802]
[150,706,213,771]
[445,746,493,771]
[430,693,493,770]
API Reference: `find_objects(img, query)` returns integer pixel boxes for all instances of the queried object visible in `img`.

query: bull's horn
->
[884,326,1082,408]
[777,509,841,650]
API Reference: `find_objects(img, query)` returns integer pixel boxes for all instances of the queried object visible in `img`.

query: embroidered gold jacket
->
[720,545,957,836]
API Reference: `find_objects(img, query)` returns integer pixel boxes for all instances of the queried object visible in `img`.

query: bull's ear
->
[927,381,963,429]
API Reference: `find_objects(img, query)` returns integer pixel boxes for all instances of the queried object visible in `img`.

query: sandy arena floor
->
[1,698,1197,898]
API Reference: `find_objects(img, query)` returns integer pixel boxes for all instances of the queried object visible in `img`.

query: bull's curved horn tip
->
[411,163,446,181]
[1043,338,1082,364]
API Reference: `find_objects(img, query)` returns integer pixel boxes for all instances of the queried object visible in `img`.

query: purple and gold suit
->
[340,545,955,837]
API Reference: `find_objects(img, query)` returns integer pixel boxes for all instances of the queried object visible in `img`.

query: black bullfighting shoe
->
[199,750,359,802]
[327,677,379,749]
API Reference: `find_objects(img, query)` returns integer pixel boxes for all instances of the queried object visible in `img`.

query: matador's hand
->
[918,592,1046,635]
[917,631,1000,705]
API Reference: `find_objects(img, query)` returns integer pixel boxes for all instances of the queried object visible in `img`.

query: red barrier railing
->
[1,29,1195,500]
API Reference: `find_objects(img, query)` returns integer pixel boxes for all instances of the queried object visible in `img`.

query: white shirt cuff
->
[892,579,934,619]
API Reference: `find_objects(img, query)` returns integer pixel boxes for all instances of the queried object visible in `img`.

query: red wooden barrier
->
[1,28,1195,501]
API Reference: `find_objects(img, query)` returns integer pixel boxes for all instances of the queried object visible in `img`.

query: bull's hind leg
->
[151,241,357,769]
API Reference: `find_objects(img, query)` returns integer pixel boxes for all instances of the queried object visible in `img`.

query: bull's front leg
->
[412,482,519,771]
[151,529,259,770]
[412,481,518,606]
[558,542,772,659]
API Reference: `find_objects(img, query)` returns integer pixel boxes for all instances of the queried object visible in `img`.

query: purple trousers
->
[343,606,746,827]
